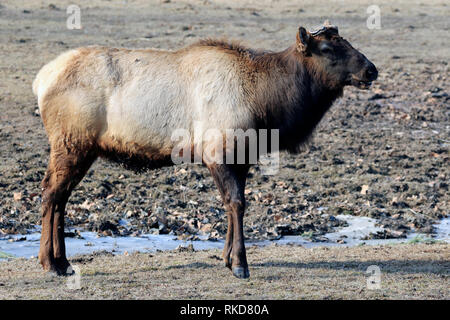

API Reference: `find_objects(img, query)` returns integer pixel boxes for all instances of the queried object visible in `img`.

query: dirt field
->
[0,243,448,299]
[0,0,449,299]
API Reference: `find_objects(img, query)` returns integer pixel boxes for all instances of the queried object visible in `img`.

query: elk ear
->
[296,27,310,53]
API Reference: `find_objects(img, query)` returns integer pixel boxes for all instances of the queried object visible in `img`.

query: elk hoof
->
[41,259,71,276]
[53,265,72,276]
[232,266,250,279]
[224,257,232,270]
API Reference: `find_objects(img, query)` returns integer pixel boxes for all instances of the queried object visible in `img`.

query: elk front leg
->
[223,211,233,269]
[207,164,249,278]
[229,196,248,278]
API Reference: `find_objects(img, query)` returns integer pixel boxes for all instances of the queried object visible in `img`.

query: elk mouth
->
[347,76,372,90]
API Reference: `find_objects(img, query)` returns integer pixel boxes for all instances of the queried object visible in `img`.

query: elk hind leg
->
[39,150,96,275]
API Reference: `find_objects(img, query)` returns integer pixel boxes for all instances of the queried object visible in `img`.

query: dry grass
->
[0,243,448,299]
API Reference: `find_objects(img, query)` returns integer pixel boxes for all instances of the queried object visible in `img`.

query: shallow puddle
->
[1,216,448,259]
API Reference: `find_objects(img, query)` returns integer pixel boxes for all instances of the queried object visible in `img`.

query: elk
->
[33,22,377,278]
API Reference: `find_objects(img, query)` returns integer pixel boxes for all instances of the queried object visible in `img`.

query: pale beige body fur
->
[33,46,254,158]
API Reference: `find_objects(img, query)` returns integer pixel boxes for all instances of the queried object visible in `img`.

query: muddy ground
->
[0,0,449,243]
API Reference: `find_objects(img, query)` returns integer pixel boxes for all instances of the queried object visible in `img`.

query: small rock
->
[176,243,195,252]
[360,185,369,195]
[13,192,22,202]
[368,93,386,100]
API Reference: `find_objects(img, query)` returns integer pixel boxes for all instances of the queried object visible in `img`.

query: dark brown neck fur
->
[248,45,343,152]
[193,40,344,153]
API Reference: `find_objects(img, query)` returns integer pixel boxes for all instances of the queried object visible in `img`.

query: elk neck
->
[249,45,344,153]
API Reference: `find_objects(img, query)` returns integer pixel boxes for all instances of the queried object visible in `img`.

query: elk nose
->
[365,63,378,81]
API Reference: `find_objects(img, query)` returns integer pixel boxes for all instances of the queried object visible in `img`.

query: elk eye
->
[320,45,333,55]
